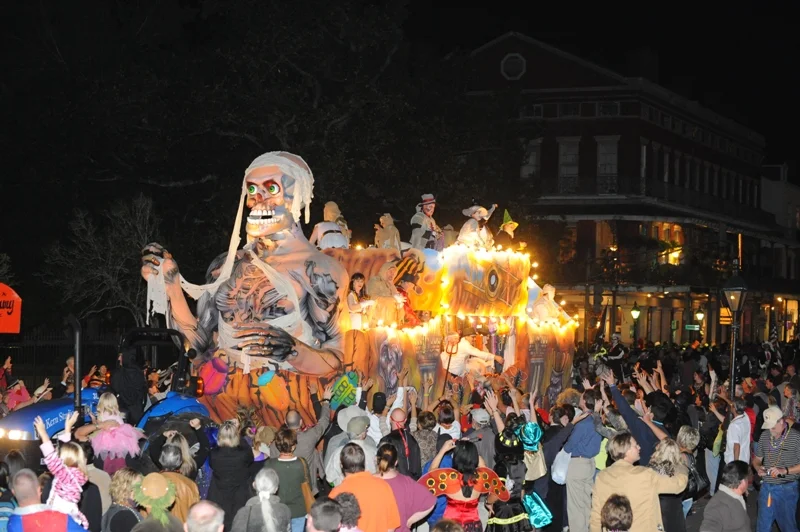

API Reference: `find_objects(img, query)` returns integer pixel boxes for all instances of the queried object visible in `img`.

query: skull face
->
[245,166,295,238]
[422,203,435,217]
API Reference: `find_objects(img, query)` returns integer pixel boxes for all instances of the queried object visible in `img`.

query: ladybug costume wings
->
[418,467,509,502]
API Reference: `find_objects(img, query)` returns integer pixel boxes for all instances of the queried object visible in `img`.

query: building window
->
[694,162,701,191]
[738,176,743,203]
[598,102,620,116]
[651,108,661,123]
[652,225,660,239]
[703,164,710,193]
[674,153,681,185]
[673,118,682,133]
[753,183,759,207]
[557,138,580,192]
[720,170,727,199]
[596,136,619,176]
[712,168,719,196]
[795,207,800,230]
[663,151,670,183]
[685,158,691,189]
[520,139,541,180]
[558,103,580,117]
[520,104,543,118]
[661,114,672,129]
[558,140,580,177]
[500,53,526,80]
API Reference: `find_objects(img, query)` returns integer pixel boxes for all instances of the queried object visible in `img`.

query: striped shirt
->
[755,427,800,484]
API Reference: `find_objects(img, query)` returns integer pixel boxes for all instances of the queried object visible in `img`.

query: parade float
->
[141,151,578,426]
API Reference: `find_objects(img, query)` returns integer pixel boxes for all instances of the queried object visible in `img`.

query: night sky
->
[1,1,796,328]
[408,3,797,162]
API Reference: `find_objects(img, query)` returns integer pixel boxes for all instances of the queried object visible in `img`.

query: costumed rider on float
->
[309,201,351,249]
[440,327,504,380]
[395,273,421,329]
[492,209,525,251]
[457,203,498,249]
[530,284,571,324]
[410,194,444,251]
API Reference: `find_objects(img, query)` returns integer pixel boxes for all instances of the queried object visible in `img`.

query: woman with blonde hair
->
[149,418,210,480]
[78,392,144,475]
[232,467,292,532]
[648,438,687,532]
[208,419,257,531]
[102,467,144,531]
[375,443,436,532]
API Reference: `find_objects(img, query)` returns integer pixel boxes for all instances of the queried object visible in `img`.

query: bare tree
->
[0,254,14,285]
[42,194,160,327]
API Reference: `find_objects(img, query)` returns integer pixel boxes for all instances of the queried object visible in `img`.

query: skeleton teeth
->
[247,214,282,225]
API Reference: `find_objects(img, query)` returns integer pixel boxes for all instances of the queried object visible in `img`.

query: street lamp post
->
[723,274,748,396]
[630,302,640,343]
[695,307,705,341]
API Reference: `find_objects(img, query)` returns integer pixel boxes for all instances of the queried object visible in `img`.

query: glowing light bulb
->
[560,300,566,306]
[533,274,539,280]
[457,313,466,320]
[355,244,363,250]
[533,262,539,268]
[573,314,579,320]
[377,319,384,327]
[527,307,533,313]
[390,322,397,329]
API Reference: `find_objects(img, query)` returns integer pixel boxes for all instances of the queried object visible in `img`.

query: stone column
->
[640,137,649,195]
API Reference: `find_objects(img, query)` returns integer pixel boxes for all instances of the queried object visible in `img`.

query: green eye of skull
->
[267,182,281,195]
[247,184,257,195]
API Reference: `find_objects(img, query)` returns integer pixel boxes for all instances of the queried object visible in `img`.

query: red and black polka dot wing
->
[417,468,462,497]
[475,467,510,501]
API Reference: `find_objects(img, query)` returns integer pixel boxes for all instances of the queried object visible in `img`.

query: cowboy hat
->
[462,205,490,219]
[417,194,436,207]
[337,404,370,432]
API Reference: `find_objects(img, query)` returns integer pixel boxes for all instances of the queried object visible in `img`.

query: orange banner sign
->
[0,283,22,334]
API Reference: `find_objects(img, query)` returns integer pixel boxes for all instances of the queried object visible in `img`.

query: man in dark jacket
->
[700,460,751,532]
[379,408,421,479]
[110,347,147,425]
